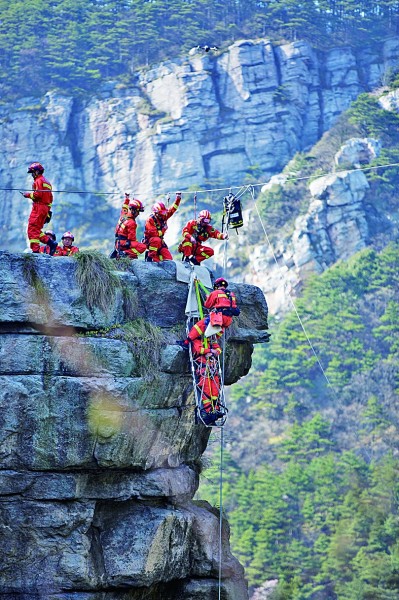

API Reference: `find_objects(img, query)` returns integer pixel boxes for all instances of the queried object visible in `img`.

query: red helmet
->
[27,162,44,174]
[214,277,228,289]
[198,209,212,224]
[152,201,168,217]
[45,230,56,241]
[129,199,145,213]
[62,231,74,241]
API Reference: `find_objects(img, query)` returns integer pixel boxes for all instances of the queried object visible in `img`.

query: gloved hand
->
[190,236,196,244]
[222,232,229,240]
[23,192,31,198]
[210,349,219,356]
[176,191,182,199]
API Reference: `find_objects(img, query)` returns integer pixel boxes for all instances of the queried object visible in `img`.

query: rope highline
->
[8,159,399,199]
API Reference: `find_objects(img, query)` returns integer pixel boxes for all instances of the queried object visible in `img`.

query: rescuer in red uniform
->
[176,278,240,352]
[178,209,228,264]
[191,337,224,424]
[23,162,57,254]
[39,230,57,255]
[54,232,79,256]
[115,192,131,234]
[144,192,181,262]
[189,277,240,340]
[114,199,146,259]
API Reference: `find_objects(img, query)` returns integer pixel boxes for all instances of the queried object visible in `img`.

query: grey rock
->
[0,255,264,598]
[334,137,381,167]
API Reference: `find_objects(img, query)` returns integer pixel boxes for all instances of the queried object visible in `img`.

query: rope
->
[250,185,372,462]
[218,425,224,600]
[215,209,232,597]
[9,160,399,199]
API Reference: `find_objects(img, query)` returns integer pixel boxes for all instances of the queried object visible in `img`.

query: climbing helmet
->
[198,209,211,224]
[129,199,145,213]
[27,162,44,173]
[152,201,168,218]
[214,277,228,289]
[45,230,56,241]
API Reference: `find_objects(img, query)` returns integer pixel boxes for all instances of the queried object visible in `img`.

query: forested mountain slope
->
[199,243,399,598]
[1,0,397,100]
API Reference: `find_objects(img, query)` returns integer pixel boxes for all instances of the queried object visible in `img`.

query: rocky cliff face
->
[1,37,399,252]
[0,253,268,599]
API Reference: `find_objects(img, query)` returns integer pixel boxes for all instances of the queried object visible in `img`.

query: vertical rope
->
[194,191,197,219]
[217,211,231,598]
[218,425,224,600]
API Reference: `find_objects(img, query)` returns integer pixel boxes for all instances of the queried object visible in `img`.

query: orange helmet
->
[214,277,228,289]
[152,201,168,218]
[198,209,211,224]
[27,162,44,173]
[62,231,74,241]
[129,199,145,213]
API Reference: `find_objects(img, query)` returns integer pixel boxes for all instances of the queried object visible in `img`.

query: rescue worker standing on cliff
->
[144,192,181,262]
[178,210,228,265]
[114,199,146,259]
[22,162,57,255]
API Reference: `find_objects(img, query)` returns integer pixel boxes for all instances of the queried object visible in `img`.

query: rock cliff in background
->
[0,253,268,599]
[1,37,399,252]
[222,109,399,314]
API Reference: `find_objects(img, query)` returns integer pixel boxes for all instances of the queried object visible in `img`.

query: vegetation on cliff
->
[1,0,398,99]
[199,243,399,598]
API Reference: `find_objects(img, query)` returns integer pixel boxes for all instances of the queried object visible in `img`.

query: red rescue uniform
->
[24,174,53,252]
[39,244,55,255]
[179,220,224,263]
[144,194,181,262]
[54,245,80,256]
[188,287,239,341]
[192,338,222,414]
[114,196,130,235]
[115,216,146,259]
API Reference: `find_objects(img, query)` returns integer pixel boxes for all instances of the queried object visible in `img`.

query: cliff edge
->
[0,253,268,599]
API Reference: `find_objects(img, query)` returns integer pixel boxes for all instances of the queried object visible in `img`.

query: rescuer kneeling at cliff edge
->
[178,209,228,265]
[22,162,58,255]
[54,231,80,256]
[112,198,146,259]
[143,192,182,262]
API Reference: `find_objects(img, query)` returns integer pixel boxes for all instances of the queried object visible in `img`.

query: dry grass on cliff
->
[73,250,120,312]
[123,319,165,376]
[21,255,53,320]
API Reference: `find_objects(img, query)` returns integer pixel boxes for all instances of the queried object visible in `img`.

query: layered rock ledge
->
[0,253,268,599]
